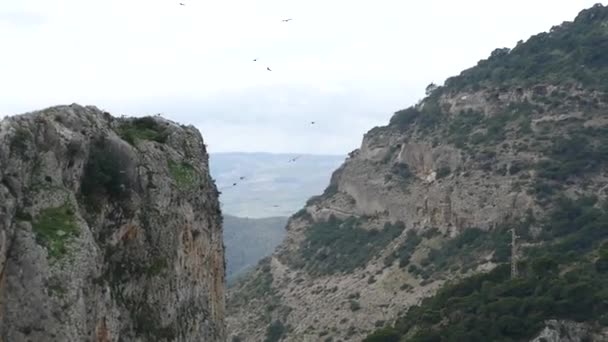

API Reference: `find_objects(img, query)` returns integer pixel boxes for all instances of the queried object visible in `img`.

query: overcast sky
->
[0,0,601,154]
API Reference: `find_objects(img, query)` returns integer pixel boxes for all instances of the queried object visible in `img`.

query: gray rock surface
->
[0,104,225,341]
[530,320,608,342]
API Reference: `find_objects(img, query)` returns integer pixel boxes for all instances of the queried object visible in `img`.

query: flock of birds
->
[171,1,318,207]
[178,1,294,74]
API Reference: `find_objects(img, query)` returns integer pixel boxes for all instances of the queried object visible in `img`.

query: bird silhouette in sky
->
[253,59,258,62]
[288,156,301,163]
[267,67,272,71]
[239,176,246,180]
[179,2,185,5]
[311,121,316,125]
[282,19,293,22]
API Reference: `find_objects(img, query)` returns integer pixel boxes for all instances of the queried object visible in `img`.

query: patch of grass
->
[168,160,198,189]
[32,204,80,260]
[117,117,169,145]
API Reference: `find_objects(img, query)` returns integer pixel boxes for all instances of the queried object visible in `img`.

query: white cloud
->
[0,0,602,153]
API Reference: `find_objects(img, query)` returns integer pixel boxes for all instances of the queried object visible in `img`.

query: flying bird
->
[179,2,185,5]
[272,205,280,208]
[267,67,272,71]
[311,121,316,125]
[232,182,237,186]
[239,176,246,180]
[289,156,301,163]
[253,59,257,62]
[282,19,293,22]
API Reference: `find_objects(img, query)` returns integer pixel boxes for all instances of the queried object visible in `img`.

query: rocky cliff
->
[228,4,608,341]
[0,104,225,341]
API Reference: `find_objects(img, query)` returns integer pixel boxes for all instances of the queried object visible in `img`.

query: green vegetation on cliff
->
[117,117,169,145]
[289,217,405,276]
[168,160,199,189]
[366,197,608,341]
[33,204,80,260]
[444,4,608,92]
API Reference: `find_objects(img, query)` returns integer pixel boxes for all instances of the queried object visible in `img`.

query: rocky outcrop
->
[0,104,225,341]
[530,320,608,342]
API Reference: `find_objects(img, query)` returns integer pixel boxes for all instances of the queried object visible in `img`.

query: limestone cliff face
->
[0,104,225,341]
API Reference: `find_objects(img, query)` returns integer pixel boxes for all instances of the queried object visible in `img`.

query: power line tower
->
[511,227,519,279]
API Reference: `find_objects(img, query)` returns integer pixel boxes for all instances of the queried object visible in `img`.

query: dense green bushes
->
[389,259,608,341]
[421,227,510,275]
[389,96,444,132]
[292,217,405,275]
[384,230,422,268]
[81,139,131,204]
[366,197,608,342]
[536,130,608,181]
[597,242,608,273]
[117,117,169,145]
[363,327,400,342]
[390,107,420,129]
[443,4,608,92]
[531,196,608,261]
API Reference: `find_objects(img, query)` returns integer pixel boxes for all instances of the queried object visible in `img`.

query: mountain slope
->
[0,105,225,341]
[224,215,288,283]
[227,4,608,341]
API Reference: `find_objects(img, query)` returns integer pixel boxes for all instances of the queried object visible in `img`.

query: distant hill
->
[210,153,344,218]
[223,215,288,283]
